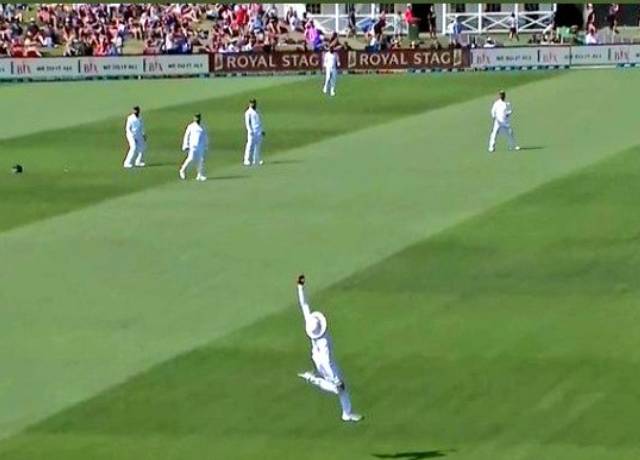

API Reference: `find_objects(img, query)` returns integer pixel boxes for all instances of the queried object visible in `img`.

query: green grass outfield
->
[1,69,640,459]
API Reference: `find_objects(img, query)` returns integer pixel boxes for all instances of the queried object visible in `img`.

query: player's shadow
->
[518,146,544,151]
[208,175,248,180]
[268,159,302,165]
[146,162,178,167]
[372,450,450,459]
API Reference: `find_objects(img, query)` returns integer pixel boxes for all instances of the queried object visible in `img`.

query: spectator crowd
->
[1,3,638,58]
[0,3,322,57]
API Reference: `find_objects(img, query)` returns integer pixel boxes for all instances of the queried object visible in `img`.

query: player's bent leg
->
[297,371,339,394]
[179,150,194,180]
[134,143,146,167]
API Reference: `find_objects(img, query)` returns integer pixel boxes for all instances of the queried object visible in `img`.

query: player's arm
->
[245,111,252,132]
[296,274,311,320]
[182,125,190,151]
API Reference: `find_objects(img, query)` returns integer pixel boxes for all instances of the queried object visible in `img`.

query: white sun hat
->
[305,311,327,340]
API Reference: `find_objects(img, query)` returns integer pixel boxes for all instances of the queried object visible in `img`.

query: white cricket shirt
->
[491,99,512,125]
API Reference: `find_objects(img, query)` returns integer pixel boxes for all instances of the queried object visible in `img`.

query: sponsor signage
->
[0,54,208,80]
[144,54,208,75]
[0,59,11,78]
[212,49,469,73]
[1,46,640,81]
[8,57,78,79]
[346,49,468,70]
[212,52,322,73]
[471,46,570,68]
[79,56,143,77]
[569,44,638,66]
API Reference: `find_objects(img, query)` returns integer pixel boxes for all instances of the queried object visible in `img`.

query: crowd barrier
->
[1,44,639,81]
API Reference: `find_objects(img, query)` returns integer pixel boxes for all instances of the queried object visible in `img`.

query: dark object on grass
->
[12,164,23,174]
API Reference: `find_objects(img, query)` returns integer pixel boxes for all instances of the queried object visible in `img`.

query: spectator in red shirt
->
[403,4,418,35]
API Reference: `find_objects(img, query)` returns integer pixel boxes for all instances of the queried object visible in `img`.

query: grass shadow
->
[268,159,302,165]
[372,450,451,459]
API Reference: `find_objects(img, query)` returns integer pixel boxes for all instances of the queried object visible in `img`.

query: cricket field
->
[1,69,640,459]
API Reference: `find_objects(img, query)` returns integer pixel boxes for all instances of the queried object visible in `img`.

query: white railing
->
[308,13,403,36]
[443,7,556,35]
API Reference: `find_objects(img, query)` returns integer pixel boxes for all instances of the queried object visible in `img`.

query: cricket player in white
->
[488,90,520,153]
[322,46,338,96]
[243,98,265,166]
[123,106,146,168]
[180,113,208,181]
[296,275,363,423]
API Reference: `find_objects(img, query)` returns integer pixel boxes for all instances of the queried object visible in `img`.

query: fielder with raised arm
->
[488,90,520,153]
[322,46,339,96]
[296,275,363,423]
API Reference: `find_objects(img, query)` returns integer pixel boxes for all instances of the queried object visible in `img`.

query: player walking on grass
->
[488,90,520,153]
[296,275,363,423]
[180,113,208,181]
[123,106,146,168]
[322,46,339,96]
[243,98,265,166]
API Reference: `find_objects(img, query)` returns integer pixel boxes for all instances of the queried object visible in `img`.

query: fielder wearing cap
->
[295,274,363,422]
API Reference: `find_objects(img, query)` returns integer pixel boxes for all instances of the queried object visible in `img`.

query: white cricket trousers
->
[488,121,516,151]
[180,148,205,178]
[308,351,353,417]
[124,135,145,167]
[323,68,337,95]
[244,132,263,165]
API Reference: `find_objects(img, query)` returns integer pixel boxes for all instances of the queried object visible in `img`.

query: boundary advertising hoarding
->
[0,54,209,80]
[2,45,640,81]
[211,49,469,74]
[471,44,640,69]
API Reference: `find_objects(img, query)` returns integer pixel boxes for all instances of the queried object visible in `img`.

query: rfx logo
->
[82,62,99,74]
[612,49,628,62]
[13,62,31,74]
[474,53,490,65]
[147,60,163,72]
[539,52,558,63]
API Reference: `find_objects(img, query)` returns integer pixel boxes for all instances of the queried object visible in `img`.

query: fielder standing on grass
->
[296,275,363,423]
[180,113,208,181]
[123,106,146,168]
[322,45,339,96]
[488,90,520,153]
[243,98,265,166]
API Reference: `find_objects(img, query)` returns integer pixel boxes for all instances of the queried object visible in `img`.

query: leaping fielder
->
[123,106,146,168]
[322,46,339,96]
[296,275,363,423]
[488,90,520,153]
